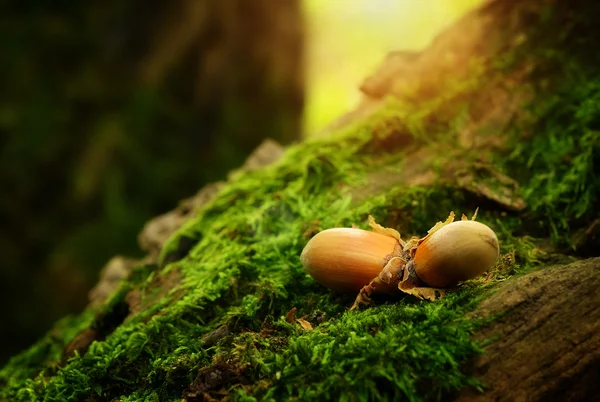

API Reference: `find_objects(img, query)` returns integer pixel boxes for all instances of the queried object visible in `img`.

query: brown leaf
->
[302,220,321,239]
[296,318,313,331]
[285,307,297,323]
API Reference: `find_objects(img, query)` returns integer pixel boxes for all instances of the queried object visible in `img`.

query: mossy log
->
[2,0,600,401]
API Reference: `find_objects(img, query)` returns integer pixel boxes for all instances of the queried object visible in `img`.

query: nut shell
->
[301,228,400,293]
[413,220,499,288]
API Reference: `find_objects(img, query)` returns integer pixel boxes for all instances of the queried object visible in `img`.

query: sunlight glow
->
[303,0,485,135]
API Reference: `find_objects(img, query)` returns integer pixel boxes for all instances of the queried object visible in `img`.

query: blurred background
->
[0,0,482,364]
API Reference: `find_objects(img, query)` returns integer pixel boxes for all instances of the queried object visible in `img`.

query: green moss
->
[502,76,600,244]
[0,310,95,399]
[0,95,589,401]
[1,104,494,401]
[239,292,487,401]
[485,1,600,248]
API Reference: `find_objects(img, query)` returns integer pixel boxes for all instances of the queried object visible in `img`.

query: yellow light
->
[303,0,485,136]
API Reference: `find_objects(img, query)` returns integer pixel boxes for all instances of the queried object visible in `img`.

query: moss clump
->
[502,76,600,244]
[0,103,495,401]
[237,292,486,402]
[0,311,95,395]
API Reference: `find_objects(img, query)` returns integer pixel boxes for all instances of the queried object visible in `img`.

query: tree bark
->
[460,258,600,401]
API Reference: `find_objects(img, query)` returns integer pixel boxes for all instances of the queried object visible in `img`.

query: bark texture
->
[460,258,600,401]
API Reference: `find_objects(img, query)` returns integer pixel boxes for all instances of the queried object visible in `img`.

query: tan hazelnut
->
[301,228,401,293]
[412,220,499,288]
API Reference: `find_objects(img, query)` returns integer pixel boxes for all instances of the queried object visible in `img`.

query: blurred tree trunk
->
[0,0,303,364]
[140,0,304,172]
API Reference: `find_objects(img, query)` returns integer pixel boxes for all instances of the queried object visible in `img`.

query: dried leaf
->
[425,211,455,236]
[368,215,402,242]
[296,318,313,331]
[285,307,297,323]
[400,286,444,301]
[397,264,447,301]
